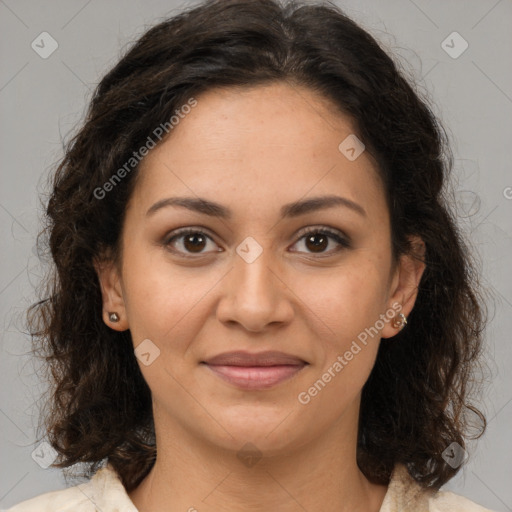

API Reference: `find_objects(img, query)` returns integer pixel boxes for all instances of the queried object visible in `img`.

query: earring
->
[392,313,407,330]
[108,312,120,323]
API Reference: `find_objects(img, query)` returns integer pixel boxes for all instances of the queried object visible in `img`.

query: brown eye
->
[164,228,220,257]
[182,232,207,253]
[163,226,350,259]
[304,232,329,253]
[291,227,351,256]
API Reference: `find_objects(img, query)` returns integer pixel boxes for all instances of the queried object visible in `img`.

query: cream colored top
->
[5,462,496,511]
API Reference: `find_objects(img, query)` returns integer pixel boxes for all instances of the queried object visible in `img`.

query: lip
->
[203,350,307,366]
[201,350,308,390]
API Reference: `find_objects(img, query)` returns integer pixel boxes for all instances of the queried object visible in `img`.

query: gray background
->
[1,0,511,510]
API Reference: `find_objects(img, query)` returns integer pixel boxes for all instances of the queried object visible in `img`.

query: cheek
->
[293,262,388,422]
[120,246,211,347]
[299,256,391,344]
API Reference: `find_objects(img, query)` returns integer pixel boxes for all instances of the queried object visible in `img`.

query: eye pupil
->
[184,233,206,252]
[306,233,328,252]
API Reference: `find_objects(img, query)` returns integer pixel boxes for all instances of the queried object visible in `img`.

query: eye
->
[163,228,220,258]
[163,226,351,258]
[290,226,351,256]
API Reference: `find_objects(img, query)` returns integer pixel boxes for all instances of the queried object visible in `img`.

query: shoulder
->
[4,464,138,512]
[380,463,497,512]
[3,485,94,512]
[428,489,497,512]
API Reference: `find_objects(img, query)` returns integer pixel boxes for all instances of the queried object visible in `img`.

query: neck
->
[128,405,388,512]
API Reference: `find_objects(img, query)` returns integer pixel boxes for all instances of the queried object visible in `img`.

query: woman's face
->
[97,82,424,456]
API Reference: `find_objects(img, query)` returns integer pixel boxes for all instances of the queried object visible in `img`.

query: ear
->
[93,255,129,331]
[381,236,426,339]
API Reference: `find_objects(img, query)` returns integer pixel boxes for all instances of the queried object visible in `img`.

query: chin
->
[200,406,308,455]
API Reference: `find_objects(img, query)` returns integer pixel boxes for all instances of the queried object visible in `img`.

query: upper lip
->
[202,350,307,367]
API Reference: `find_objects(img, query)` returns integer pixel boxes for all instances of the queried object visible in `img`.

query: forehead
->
[131,82,385,219]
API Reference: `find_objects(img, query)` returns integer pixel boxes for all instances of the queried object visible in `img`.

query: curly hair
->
[28,0,488,494]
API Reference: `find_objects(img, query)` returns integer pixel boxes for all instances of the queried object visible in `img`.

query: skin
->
[95,81,425,512]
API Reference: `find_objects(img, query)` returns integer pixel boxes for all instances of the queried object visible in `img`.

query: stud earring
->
[108,312,120,323]
[391,313,407,330]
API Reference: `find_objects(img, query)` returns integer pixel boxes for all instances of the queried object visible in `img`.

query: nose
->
[215,246,294,333]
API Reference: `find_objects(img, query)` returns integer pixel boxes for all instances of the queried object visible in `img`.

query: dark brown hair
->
[29,0,489,493]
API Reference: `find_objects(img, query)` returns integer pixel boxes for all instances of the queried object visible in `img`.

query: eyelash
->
[163,226,351,259]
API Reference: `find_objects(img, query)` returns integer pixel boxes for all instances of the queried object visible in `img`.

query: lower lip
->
[203,364,306,390]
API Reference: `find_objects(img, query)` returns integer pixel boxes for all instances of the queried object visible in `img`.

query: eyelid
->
[293,225,350,244]
[162,227,220,258]
[290,225,351,254]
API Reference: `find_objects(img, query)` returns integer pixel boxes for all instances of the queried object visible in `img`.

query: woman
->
[9,0,495,510]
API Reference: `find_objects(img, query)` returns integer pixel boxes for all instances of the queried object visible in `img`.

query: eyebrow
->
[146,194,366,219]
